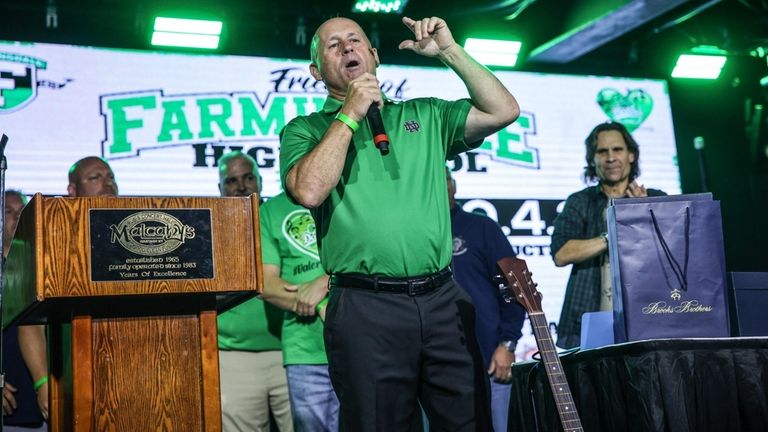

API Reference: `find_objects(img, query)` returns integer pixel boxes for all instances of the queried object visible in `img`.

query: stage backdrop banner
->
[607,194,729,343]
[0,40,682,357]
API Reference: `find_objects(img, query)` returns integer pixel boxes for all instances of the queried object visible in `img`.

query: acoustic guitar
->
[496,256,583,432]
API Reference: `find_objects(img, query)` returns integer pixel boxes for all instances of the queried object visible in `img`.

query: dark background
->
[2,0,767,270]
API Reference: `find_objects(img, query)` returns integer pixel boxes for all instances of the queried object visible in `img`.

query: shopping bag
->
[607,193,729,343]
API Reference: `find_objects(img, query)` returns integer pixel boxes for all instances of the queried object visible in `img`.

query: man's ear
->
[67,183,76,197]
[371,47,380,67]
[309,63,323,81]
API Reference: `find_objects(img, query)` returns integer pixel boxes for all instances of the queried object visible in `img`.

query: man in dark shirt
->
[551,122,666,349]
[447,168,526,432]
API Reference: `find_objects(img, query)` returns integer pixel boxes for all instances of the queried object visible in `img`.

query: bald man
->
[216,151,293,432]
[280,15,519,430]
[16,156,119,426]
[66,156,118,198]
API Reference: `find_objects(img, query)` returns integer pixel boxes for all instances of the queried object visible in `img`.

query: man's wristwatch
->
[499,340,516,352]
[600,232,608,245]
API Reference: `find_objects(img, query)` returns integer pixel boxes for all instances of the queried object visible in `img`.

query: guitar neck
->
[529,312,584,432]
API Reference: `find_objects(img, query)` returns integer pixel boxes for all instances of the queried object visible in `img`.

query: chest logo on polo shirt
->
[452,235,468,256]
[282,209,319,260]
[403,120,421,132]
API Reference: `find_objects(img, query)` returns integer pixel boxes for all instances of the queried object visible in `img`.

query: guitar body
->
[497,256,584,432]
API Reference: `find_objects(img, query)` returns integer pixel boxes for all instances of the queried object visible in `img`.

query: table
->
[509,338,768,432]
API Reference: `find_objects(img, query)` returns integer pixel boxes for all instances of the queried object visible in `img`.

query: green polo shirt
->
[217,297,283,351]
[280,95,477,277]
[260,192,328,365]
[217,239,283,352]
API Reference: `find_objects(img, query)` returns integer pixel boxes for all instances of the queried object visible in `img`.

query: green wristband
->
[33,375,49,391]
[316,297,329,315]
[335,112,359,133]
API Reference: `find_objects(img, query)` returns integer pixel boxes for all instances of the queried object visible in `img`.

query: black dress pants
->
[324,279,492,432]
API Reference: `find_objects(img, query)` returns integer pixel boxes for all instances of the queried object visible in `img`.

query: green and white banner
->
[0,40,681,354]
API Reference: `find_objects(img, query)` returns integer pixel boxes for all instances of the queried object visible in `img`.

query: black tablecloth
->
[509,338,768,432]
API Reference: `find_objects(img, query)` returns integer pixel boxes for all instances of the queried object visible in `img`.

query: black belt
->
[332,267,452,296]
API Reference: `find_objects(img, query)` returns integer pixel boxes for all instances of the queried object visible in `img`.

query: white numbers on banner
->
[510,200,546,236]
[462,199,499,221]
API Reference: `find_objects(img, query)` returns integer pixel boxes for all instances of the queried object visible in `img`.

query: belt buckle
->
[407,280,417,296]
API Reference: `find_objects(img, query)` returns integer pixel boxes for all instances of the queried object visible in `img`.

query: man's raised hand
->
[398,16,457,58]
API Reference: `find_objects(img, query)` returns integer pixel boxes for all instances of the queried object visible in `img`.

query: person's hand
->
[625,181,648,197]
[398,16,457,59]
[37,381,49,420]
[488,346,516,383]
[341,72,382,122]
[2,382,17,415]
[295,276,330,317]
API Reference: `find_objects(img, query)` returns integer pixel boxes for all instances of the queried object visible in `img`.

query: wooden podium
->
[2,194,263,431]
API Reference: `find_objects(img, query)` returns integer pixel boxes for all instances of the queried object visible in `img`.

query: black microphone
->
[694,136,709,192]
[367,105,390,155]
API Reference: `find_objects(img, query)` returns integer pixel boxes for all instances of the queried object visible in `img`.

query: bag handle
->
[649,206,690,292]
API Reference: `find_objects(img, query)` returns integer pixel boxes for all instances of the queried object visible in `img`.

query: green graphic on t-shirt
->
[282,209,318,260]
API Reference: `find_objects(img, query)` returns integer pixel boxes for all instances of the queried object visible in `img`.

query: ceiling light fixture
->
[151,17,223,50]
[464,38,522,67]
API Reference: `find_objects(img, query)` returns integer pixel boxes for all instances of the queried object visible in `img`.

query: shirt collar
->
[588,184,609,202]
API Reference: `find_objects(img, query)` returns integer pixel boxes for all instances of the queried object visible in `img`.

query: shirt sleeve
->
[550,192,588,257]
[279,116,318,193]
[259,201,281,266]
[433,98,482,158]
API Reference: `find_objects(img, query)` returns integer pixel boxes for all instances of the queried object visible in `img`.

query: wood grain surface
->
[4,194,262,431]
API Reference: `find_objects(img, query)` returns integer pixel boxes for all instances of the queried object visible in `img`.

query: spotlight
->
[464,38,522,68]
[151,17,223,50]
[671,45,727,80]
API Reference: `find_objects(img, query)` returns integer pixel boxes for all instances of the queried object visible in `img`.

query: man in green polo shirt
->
[259,191,338,432]
[216,151,292,432]
[280,15,520,431]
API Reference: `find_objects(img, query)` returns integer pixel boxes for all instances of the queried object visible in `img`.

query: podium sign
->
[89,208,214,281]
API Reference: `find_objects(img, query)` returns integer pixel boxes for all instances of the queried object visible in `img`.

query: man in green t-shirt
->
[216,151,292,432]
[280,15,520,431]
[259,192,338,432]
